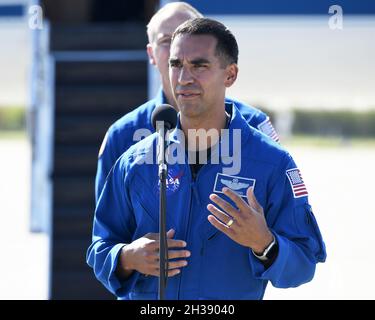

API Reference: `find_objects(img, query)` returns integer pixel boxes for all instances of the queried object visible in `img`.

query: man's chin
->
[179,107,204,120]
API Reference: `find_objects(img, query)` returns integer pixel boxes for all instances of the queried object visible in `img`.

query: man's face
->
[169,34,237,119]
[147,13,193,103]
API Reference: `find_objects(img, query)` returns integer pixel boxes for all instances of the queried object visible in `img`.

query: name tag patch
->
[214,173,255,197]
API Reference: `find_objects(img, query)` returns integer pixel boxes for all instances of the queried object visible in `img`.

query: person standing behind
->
[95,2,279,201]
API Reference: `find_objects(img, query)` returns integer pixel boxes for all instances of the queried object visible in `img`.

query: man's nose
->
[178,66,194,85]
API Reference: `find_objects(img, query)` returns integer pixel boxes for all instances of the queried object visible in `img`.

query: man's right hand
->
[116,229,190,279]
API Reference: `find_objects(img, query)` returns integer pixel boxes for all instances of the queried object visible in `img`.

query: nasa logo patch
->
[156,167,184,196]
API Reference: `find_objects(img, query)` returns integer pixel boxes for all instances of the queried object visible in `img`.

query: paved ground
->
[0,138,48,299]
[265,145,375,300]
[1,138,375,299]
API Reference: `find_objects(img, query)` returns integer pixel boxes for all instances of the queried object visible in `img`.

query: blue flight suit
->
[87,103,326,300]
[95,89,278,201]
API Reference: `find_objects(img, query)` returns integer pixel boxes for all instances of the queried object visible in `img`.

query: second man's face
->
[147,13,194,104]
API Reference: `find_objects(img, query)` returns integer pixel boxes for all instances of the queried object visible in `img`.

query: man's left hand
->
[207,187,273,254]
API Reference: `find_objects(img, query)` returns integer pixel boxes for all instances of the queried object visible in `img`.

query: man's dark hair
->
[171,17,239,67]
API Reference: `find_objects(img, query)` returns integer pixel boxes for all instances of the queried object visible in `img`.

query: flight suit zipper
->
[177,164,194,299]
[177,162,205,299]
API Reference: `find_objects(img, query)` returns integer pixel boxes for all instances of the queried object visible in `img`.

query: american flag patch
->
[286,168,308,198]
[258,118,279,142]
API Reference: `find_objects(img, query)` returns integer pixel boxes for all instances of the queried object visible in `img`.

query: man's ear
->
[146,44,156,65]
[224,64,238,88]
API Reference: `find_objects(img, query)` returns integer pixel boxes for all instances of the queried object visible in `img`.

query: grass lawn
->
[0,130,27,140]
[1,130,375,149]
[284,135,375,148]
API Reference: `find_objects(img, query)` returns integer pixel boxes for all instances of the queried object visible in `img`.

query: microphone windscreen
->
[151,104,178,130]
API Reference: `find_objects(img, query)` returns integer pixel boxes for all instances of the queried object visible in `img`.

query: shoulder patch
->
[98,132,109,158]
[258,117,280,142]
[286,168,308,198]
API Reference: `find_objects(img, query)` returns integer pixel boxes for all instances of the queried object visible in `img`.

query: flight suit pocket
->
[294,204,326,262]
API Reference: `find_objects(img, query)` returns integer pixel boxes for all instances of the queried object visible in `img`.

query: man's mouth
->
[177,91,200,99]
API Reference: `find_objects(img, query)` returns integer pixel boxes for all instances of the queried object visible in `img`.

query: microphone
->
[151,104,177,131]
[151,104,177,171]
[151,104,177,300]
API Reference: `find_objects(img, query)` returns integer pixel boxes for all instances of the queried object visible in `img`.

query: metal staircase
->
[49,23,148,299]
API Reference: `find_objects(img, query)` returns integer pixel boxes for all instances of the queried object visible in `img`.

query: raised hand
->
[207,187,273,253]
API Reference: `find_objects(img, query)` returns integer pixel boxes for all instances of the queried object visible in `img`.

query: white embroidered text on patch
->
[214,173,255,197]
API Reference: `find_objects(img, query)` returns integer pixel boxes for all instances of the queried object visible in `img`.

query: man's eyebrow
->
[190,58,210,65]
[156,34,172,41]
[169,57,210,65]
[156,32,171,39]
[169,57,181,64]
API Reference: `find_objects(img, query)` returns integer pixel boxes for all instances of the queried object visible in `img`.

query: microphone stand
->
[157,123,169,300]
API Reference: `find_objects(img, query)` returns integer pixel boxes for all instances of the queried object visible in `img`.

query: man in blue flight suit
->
[87,18,326,299]
[95,2,279,201]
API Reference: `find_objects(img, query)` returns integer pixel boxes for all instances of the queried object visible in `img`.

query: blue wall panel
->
[185,0,375,15]
[0,5,24,17]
